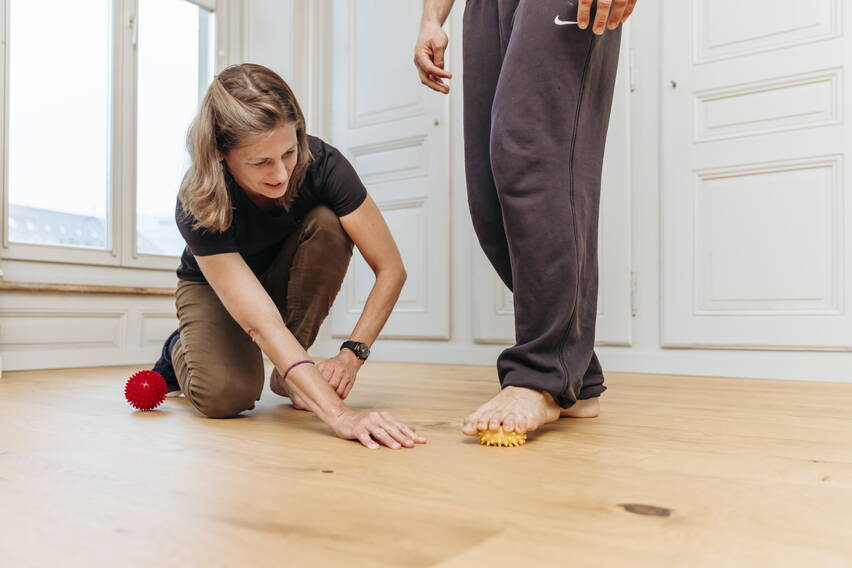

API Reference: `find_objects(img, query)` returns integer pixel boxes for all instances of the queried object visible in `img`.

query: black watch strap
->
[341,340,370,360]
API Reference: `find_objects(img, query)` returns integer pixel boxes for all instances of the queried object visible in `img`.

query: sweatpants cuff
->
[555,383,607,409]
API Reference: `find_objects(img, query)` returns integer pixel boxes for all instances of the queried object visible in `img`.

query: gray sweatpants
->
[462,0,622,408]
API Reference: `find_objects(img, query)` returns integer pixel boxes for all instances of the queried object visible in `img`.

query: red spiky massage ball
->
[124,370,168,411]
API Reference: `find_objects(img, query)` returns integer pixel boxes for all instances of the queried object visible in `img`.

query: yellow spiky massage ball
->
[477,427,527,447]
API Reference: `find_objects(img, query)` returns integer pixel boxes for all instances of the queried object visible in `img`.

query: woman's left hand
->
[317,350,364,399]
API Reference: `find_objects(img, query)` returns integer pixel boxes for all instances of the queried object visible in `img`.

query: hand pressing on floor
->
[332,409,426,450]
[276,361,425,449]
[462,386,601,437]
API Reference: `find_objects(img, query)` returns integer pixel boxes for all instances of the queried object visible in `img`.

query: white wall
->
[5,0,851,384]
[308,0,852,384]
[244,0,294,89]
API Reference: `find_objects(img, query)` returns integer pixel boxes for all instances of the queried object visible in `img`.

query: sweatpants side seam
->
[558,33,598,403]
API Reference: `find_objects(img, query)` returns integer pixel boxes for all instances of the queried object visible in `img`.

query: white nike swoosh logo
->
[554,16,578,26]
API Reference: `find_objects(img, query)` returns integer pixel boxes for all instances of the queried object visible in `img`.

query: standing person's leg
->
[172,280,266,418]
[463,0,609,413]
[264,205,355,403]
[463,0,622,433]
[462,0,518,291]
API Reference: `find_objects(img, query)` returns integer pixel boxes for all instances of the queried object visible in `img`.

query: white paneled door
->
[662,0,852,350]
[330,1,450,340]
[473,28,634,347]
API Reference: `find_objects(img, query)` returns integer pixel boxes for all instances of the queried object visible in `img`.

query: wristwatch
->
[340,340,370,361]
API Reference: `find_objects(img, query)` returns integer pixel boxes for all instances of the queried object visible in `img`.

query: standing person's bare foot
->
[462,386,560,436]
[462,386,601,436]
[269,368,310,411]
[560,397,600,418]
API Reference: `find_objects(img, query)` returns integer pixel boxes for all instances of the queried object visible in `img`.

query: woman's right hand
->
[332,409,427,449]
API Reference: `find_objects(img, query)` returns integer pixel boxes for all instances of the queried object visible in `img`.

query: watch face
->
[344,342,369,359]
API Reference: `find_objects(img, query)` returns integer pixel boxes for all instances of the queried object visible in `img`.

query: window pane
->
[8,1,111,249]
[136,0,215,256]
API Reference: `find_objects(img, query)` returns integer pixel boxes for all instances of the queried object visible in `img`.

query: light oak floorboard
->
[1,362,850,567]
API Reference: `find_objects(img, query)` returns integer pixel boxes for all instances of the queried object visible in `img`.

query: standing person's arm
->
[312,195,407,399]
[415,0,455,94]
[196,252,425,449]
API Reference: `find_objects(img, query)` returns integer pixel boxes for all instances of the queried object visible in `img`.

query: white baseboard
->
[2,347,161,373]
[314,339,852,383]
[6,336,850,385]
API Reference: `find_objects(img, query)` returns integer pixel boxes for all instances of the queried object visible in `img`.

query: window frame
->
[0,0,242,275]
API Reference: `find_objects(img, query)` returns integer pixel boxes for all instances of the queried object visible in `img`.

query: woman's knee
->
[183,371,262,419]
[302,206,354,250]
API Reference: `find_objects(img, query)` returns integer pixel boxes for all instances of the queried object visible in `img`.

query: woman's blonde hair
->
[179,63,312,232]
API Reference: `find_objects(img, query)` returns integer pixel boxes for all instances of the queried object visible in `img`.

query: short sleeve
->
[315,142,368,217]
[175,198,238,257]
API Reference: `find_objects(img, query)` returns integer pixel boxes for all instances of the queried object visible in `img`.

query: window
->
[1,0,225,270]
[137,0,215,257]
[8,0,112,250]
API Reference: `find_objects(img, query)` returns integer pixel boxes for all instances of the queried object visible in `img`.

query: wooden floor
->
[1,362,851,567]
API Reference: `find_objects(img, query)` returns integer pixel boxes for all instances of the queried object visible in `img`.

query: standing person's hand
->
[414,22,452,94]
[332,409,427,449]
[317,349,363,400]
[577,0,638,35]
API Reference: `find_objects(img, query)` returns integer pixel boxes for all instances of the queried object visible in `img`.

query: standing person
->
[414,0,636,436]
[153,63,425,450]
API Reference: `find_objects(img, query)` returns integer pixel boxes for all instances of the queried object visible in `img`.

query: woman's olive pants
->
[171,205,353,418]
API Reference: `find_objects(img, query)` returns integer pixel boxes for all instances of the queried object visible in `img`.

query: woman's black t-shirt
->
[175,135,367,282]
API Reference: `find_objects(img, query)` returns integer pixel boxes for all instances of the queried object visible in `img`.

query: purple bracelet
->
[282,359,315,380]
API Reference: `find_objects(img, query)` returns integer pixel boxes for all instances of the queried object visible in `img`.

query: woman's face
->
[223,123,298,205]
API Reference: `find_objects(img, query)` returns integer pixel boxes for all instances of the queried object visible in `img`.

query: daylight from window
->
[137,0,215,256]
[8,0,111,249]
[7,0,214,257]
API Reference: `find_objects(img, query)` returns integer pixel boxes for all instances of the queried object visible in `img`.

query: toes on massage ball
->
[477,428,527,447]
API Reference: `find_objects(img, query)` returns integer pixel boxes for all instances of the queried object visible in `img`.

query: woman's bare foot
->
[269,368,310,411]
[560,397,600,418]
[462,386,561,436]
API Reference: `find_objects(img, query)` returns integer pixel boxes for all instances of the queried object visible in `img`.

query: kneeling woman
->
[153,63,424,450]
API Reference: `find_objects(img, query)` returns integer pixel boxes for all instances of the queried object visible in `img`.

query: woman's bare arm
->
[340,195,406,349]
[315,194,407,399]
[197,253,345,420]
[195,252,424,448]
